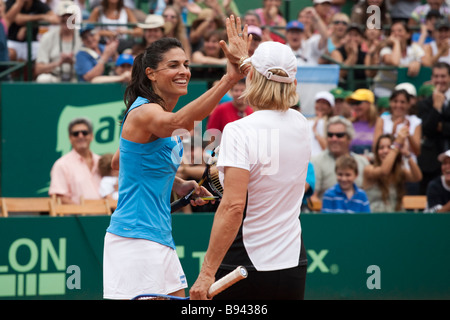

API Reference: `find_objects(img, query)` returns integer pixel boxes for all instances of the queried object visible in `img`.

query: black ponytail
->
[123,37,184,115]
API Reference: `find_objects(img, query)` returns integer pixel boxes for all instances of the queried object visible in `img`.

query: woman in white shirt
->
[373,88,422,159]
[190,41,311,300]
[308,91,335,157]
[88,0,142,49]
[373,21,426,98]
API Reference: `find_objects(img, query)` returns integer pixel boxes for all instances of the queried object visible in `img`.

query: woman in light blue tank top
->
[103,21,250,299]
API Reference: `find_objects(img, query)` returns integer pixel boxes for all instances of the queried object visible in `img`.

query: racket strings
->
[208,166,223,196]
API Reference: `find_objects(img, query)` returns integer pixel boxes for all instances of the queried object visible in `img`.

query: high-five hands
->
[219,15,252,79]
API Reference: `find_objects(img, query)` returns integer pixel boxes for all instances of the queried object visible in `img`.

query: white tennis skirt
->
[103,232,187,300]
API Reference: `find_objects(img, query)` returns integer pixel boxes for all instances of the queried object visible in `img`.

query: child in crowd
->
[98,153,119,201]
[321,154,371,213]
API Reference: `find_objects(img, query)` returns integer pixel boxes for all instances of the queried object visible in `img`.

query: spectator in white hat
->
[426,149,450,213]
[395,82,418,114]
[311,115,370,201]
[373,88,422,159]
[309,91,335,157]
[132,14,166,55]
[395,82,417,97]
[35,0,82,83]
[247,25,264,56]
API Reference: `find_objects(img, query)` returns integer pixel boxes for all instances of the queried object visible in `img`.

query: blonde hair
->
[241,67,298,111]
[351,102,378,127]
[331,12,350,24]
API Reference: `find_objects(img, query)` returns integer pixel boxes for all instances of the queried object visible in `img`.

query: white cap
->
[57,0,78,16]
[244,41,297,83]
[438,150,450,162]
[247,25,262,38]
[395,82,417,97]
[137,14,165,29]
[314,0,332,4]
[315,91,335,107]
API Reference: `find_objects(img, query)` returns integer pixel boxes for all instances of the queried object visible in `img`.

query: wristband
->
[238,56,249,66]
[393,142,402,149]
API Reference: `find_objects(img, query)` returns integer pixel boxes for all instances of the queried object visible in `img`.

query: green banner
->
[0,213,449,300]
[0,82,208,197]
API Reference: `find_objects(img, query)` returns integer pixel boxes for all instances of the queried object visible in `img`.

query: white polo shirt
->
[217,109,311,271]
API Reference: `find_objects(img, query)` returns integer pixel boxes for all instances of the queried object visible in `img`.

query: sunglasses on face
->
[349,100,363,106]
[333,20,348,26]
[327,132,347,138]
[71,130,90,137]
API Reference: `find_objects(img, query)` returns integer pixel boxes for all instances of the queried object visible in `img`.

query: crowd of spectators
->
[2,0,450,213]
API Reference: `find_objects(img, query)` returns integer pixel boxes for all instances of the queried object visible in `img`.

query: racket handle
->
[207,266,248,298]
[170,189,195,213]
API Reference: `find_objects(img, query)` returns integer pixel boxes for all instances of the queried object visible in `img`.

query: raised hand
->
[433,84,446,112]
[219,15,250,66]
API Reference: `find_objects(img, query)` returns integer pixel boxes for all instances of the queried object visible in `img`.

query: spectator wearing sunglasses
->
[310,116,370,202]
[325,13,350,60]
[162,5,191,59]
[49,117,102,204]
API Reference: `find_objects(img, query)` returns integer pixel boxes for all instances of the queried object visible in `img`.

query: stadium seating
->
[402,195,428,212]
[50,196,112,216]
[0,197,52,217]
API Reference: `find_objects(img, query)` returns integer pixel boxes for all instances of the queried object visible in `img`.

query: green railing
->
[13,21,228,82]
[0,61,26,81]
[7,20,430,90]
[321,54,432,92]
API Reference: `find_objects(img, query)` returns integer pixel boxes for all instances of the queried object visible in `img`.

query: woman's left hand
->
[220,15,251,78]
[190,271,215,300]
[176,180,215,207]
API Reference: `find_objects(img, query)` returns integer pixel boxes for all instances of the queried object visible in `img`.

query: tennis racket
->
[171,147,223,213]
[132,265,248,300]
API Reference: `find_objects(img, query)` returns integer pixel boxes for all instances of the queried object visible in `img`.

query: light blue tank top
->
[106,96,183,249]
